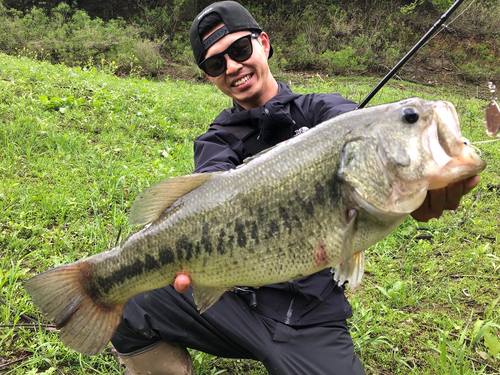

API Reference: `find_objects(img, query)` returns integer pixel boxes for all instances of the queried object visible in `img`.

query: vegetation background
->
[0,0,499,374]
[0,0,499,84]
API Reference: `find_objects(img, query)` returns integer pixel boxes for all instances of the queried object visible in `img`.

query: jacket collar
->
[212,82,300,132]
[230,81,301,114]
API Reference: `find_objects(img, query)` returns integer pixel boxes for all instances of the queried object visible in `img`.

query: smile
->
[232,74,252,87]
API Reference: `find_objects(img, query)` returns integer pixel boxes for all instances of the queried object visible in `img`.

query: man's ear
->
[259,32,271,58]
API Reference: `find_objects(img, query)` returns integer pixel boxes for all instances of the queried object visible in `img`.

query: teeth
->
[233,75,251,87]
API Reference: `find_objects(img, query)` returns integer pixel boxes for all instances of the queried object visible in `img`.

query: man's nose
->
[225,55,243,75]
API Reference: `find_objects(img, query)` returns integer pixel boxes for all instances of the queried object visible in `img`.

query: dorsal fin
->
[129,173,215,226]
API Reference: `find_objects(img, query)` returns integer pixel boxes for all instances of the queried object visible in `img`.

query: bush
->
[0,2,164,76]
[0,0,499,83]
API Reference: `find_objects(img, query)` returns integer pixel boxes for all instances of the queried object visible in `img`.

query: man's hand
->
[173,273,191,293]
[411,175,480,222]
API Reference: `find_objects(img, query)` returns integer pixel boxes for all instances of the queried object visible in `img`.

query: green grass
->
[1,53,499,374]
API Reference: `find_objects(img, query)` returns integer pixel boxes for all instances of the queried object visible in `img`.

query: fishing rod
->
[357,0,466,109]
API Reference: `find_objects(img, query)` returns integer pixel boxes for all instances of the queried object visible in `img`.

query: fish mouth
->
[423,101,486,189]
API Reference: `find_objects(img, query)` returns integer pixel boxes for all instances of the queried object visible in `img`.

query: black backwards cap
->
[190,1,273,66]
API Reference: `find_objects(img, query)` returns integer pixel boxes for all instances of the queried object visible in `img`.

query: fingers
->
[443,181,464,211]
[462,175,481,195]
[411,190,443,222]
[411,175,480,222]
[443,175,480,210]
[173,273,191,294]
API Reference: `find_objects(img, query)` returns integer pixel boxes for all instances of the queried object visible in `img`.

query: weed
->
[0,3,163,77]
[1,54,499,374]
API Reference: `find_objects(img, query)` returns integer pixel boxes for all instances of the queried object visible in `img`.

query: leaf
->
[471,319,495,345]
[40,368,57,375]
[375,285,390,298]
[484,331,500,357]
[472,319,484,344]
[0,269,6,289]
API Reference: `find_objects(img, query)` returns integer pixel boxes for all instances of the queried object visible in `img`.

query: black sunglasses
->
[199,33,260,78]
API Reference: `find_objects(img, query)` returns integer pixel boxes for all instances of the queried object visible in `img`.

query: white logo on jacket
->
[294,127,310,137]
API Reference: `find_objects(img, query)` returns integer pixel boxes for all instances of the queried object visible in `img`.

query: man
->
[111,2,480,374]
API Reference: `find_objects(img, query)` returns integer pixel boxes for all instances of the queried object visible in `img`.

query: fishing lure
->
[486,82,500,137]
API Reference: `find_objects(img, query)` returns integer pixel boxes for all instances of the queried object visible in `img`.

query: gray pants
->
[111,286,365,375]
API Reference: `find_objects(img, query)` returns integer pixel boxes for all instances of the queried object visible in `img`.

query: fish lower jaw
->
[424,116,485,188]
[427,155,486,190]
[352,190,420,220]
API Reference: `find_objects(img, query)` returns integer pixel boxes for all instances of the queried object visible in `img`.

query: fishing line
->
[424,0,477,45]
[357,0,467,109]
[472,139,500,145]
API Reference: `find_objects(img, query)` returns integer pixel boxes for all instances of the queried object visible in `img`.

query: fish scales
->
[25,98,486,356]
[92,123,351,300]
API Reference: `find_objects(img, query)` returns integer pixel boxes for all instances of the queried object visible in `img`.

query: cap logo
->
[198,7,213,20]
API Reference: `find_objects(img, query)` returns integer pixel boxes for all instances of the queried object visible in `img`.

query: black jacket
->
[193,81,358,326]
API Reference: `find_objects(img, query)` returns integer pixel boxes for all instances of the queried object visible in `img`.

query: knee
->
[111,293,163,353]
[111,287,193,353]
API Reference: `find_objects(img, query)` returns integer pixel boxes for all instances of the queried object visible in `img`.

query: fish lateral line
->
[23,97,487,357]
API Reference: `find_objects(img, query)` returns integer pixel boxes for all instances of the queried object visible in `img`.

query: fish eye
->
[402,107,419,124]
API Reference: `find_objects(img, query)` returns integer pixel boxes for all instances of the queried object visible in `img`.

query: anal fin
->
[192,286,226,314]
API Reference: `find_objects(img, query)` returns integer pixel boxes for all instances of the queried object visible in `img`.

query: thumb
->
[173,273,191,294]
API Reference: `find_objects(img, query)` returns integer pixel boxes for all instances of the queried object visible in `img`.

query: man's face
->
[203,28,277,109]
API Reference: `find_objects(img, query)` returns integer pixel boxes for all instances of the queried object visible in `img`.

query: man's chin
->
[231,86,259,105]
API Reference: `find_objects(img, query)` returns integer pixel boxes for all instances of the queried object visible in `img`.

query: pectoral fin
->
[192,286,227,314]
[129,173,217,226]
[332,208,365,289]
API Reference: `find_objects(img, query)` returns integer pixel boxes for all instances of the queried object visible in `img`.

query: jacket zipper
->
[258,106,272,141]
[284,281,295,325]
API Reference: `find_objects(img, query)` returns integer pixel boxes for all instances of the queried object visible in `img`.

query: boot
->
[118,341,194,375]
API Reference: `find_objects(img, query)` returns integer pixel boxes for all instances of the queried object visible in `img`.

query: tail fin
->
[25,262,124,356]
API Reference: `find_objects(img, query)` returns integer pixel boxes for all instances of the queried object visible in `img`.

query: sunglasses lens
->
[201,35,255,77]
[203,57,226,77]
[228,37,253,62]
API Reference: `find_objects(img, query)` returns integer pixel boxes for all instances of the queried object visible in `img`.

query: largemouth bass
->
[25,98,485,356]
